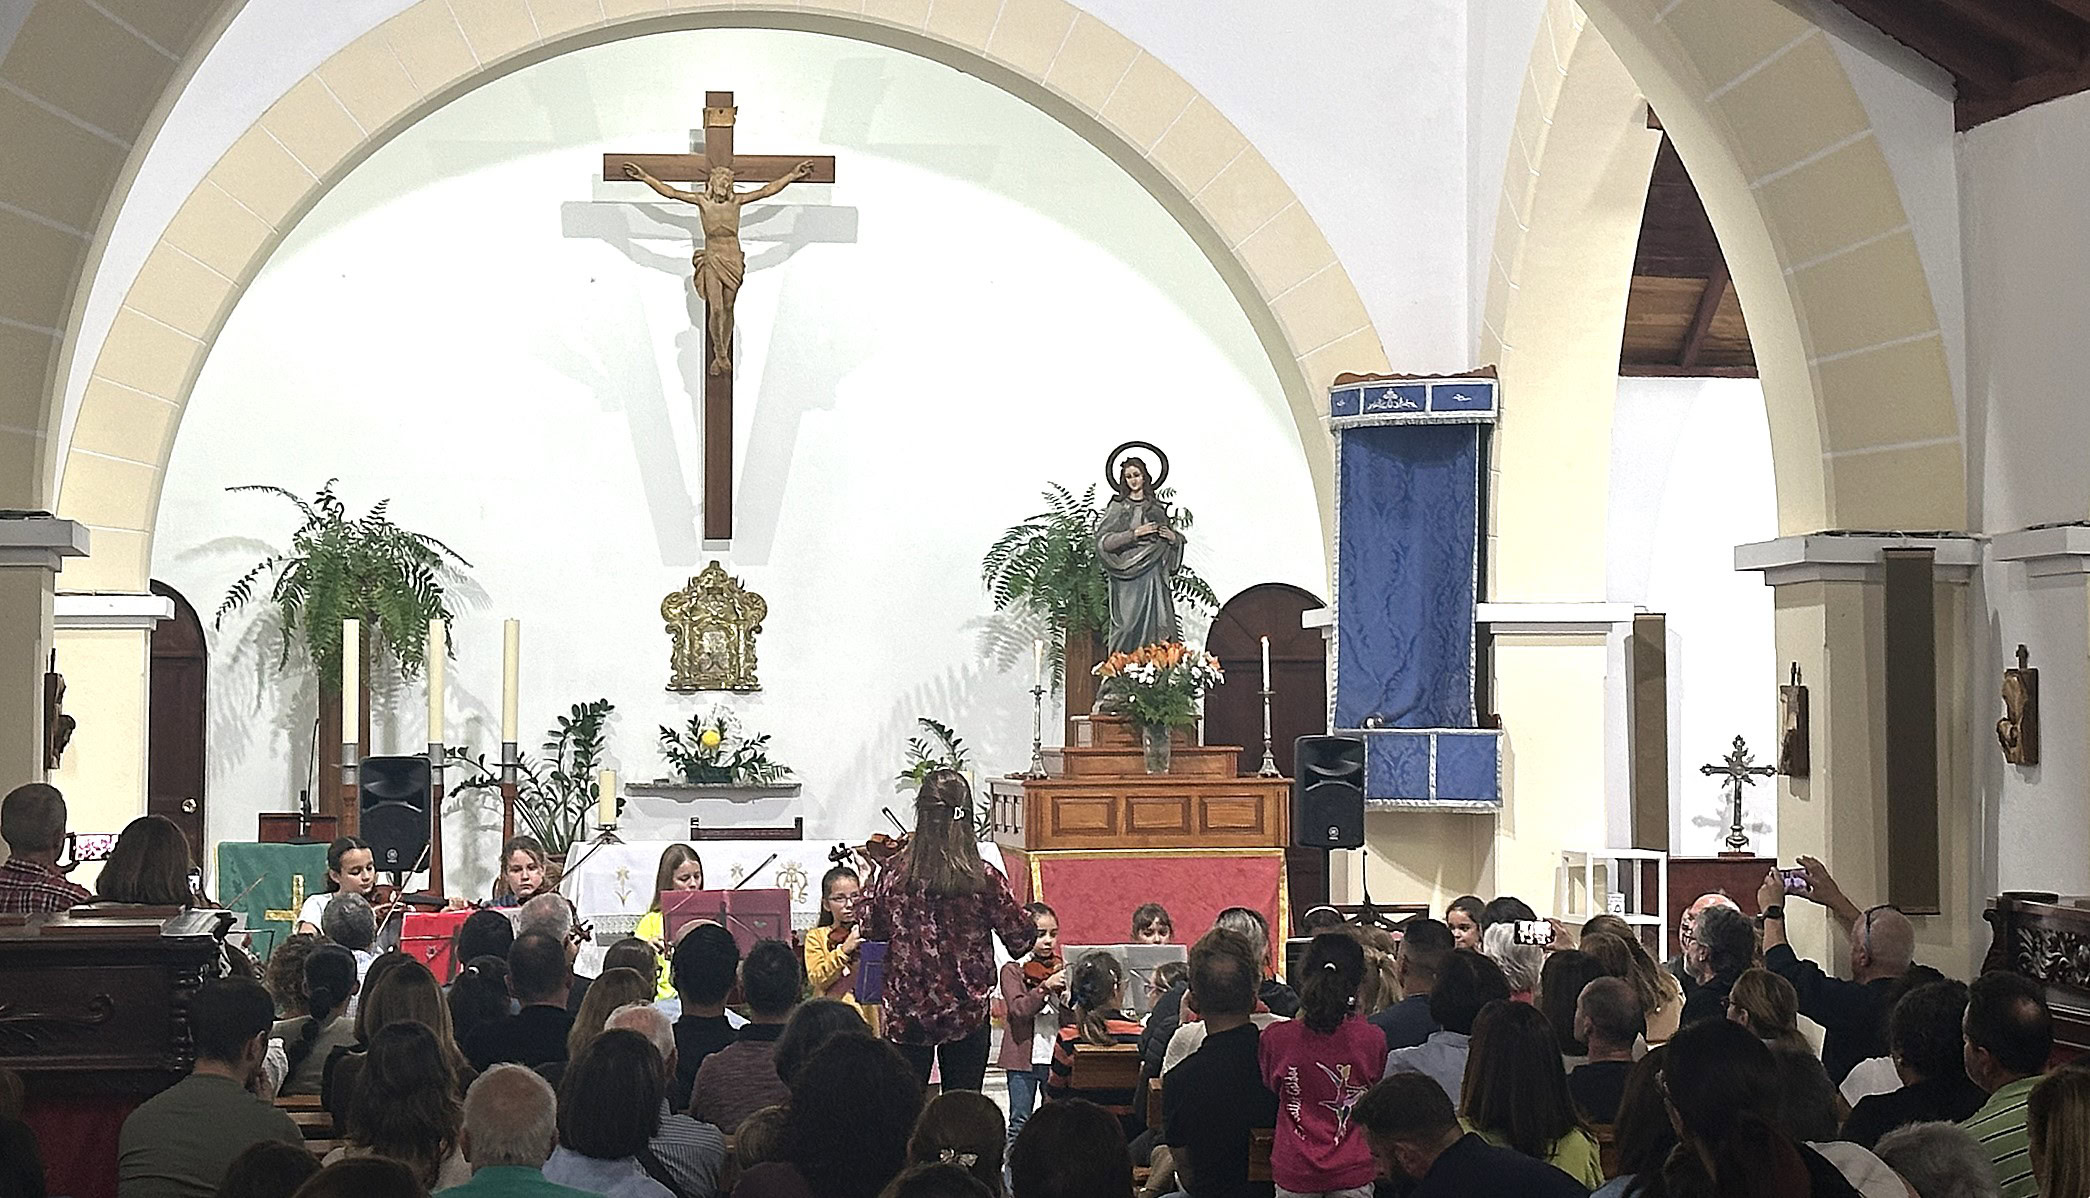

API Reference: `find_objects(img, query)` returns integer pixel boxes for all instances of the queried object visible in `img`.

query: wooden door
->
[1204,583,1330,921]
[148,581,207,861]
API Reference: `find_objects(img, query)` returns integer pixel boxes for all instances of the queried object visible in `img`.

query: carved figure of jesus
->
[623,159,817,374]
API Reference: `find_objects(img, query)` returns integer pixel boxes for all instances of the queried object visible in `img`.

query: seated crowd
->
[8,780,2090,1198]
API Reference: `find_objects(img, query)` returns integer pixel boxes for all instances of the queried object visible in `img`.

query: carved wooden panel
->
[1001,777,1291,851]
[1049,798,1118,839]
[0,920,218,1096]
[1200,795,1273,837]
[1125,796,1193,835]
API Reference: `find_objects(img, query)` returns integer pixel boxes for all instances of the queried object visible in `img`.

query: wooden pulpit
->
[0,909,226,1198]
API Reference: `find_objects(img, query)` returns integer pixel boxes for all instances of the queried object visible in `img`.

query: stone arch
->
[1567,0,1966,535]
[56,0,1385,591]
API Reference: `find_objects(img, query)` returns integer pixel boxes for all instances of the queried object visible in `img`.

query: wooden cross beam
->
[605,91,837,542]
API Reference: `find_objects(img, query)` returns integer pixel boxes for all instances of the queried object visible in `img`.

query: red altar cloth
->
[1003,848,1288,961]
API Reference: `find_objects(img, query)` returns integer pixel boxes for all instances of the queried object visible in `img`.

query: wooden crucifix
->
[606,91,837,541]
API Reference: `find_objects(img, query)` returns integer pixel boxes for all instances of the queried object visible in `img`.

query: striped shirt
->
[1046,1013,1144,1134]
[1962,1074,2041,1198]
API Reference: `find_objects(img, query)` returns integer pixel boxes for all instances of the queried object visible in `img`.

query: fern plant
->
[213,479,470,687]
[981,482,1219,684]
[448,699,615,856]
[897,717,972,790]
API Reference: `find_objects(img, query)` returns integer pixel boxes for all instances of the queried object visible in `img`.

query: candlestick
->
[340,619,360,743]
[1260,635,1271,691]
[1257,686,1280,777]
[1033,638,1044,689]
[1027,684,1048,779]
[426,619,446,742]
[597,768,617,828]
[501,619,520,742]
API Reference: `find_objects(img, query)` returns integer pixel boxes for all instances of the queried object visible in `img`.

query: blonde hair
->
[1580,919,1683,1013]
[2030,1068,2090,1198]
[1728,967,1807,1054]
[567,967,654,1062]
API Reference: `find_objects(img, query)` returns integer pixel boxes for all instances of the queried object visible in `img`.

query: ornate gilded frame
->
[662,562,766,693]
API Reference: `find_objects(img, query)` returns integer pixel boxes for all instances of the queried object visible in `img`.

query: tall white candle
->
[1261,635,1272,690]
[598,768,617,827]
[1033,639,1044,688]
[427,618,446,743]
[341,619,360,743]
[501,619,520,742]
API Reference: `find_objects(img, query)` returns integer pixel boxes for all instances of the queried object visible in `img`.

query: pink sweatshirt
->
[1257,1014,1385,1193]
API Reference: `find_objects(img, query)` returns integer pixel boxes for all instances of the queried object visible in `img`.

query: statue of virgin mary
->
[1096,448,1185,656]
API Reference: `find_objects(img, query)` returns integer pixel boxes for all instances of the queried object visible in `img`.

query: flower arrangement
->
[1092,641,1225,730]
[659,707,792,785]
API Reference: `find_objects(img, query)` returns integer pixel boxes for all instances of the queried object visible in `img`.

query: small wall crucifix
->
[1701,734,1776,856]
[605,91,838,542]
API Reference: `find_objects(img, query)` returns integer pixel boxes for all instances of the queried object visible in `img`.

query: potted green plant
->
[448,699,615,858]
[896,717,972,790]
[981,482,1217,712]
[658,708,792,786]
[214,479,471,804]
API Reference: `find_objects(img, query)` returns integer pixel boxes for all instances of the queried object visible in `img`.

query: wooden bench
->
[1247,1128,1274,1183]
[1594,1123,1620,1179]
[275,1094,334,1142]
[1066,1043,1142,1094]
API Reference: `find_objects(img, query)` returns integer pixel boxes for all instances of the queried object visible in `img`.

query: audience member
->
[541,966,651,1089]
[1214,907,1297,1018]
[603,1003,727,1198]
[1479,895,1539,930]
[440,1064,594,1198]
[878,1164,992,1198]
[264,934,318,1018]
[1760,862,1914,1083]
[771,997,870,1086]
[1343,924,1397,1018]
[0,1066,41,1198]
[669,922,742,1109]
[691,939,800,1134]
[1161,927,1276,1198]
[1844,980,1986,1148]
[1132,902,1175,945]
[1008,1099,1134,1198]
[542,1029,670,1198]
[1372,917,1452,1053]
[513,895,583,1011]
[215,1142,318,1198]
[1461,999,1603,1187]
[325,1021,469,1189]
[1767,1048,1906,1198]
[454,910,517,971]
[1677,903,1754,1027]
[856,770,1038,1092]
[327,959,472,1134]
[1577,919,1683,1043]
[1842,966,1949,1105]
[1569,977,1642,1124]
[1960,972,2053,1198]
[1443,896,1484,951]
[0,783,91,912]
[601,938,661,997]
[1000,902,1065,1143]
[1354,1071,1588,1196]
[1538,950,1606,1059]
[905,1092,1005,1196]
[1660,1018,1862,1198]
[292,1158,425,1198]
[274,944,358,1096]
[735,1033,924,1198]
[1727,967,1810,1055]
[1479,923,1543,1002]
[1383,950,1510,1107]
[319,893,379,996]
[1873,1121,2000,1198]
[448,956,513,1049]
[1045,950,1145,1137]
[119,979,301,1198]
[1589,1050,1675,1198]
[465,933,575,1071]
[97,815,196,905]
[732,1107,787,1176]
[1671,892,1742,1000]
[1255,932,1382,1197]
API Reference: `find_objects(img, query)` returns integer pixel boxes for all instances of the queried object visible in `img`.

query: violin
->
[1023,956,1060,988]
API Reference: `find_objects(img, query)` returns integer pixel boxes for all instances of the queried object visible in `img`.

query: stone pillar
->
[1988,526,2090,896]
[1737,534,1980,975]
[52,594,174,853]
[0,517,88,800]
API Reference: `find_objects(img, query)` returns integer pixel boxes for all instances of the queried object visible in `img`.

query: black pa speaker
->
[1292,735,1365,849]
[358,755,432,871]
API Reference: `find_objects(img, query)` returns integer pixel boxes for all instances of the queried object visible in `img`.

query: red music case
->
[402,910,473,982]
[663,888,793,953]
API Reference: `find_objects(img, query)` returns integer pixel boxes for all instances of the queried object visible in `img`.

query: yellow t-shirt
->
[635,909,675,1001]
[1470,1123,1604,1189]
[802,924,863,1010]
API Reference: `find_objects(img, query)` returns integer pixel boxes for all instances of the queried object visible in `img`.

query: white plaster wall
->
[153,29,1324,891]
[1606,376,1778,855]
[60,0,1502,481]
[1465,0,1548,355]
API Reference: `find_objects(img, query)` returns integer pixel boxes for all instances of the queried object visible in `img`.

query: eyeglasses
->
[1859,904,1900,955]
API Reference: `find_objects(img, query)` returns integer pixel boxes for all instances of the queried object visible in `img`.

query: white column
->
[1988,526,2090,896]
[0,517,89,809]
[52,593,175,851]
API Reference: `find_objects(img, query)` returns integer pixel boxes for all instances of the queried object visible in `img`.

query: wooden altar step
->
[1042,744,1240,779]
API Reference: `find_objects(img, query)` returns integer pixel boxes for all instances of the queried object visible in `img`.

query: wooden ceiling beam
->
[1678,261,1731,371]
[1958,56,2090,127]
[1836,0,2017,94]
[2047,0,2090,24]
[1934,0,2084,72]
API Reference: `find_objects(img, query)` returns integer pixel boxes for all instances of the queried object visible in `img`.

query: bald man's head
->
[1,784,67,858]
[1854,905,1915,980]
[461,1064,559,1169]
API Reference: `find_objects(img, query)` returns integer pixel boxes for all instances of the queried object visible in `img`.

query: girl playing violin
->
[633,843,704,999]
[997,901,1064,1142]
[298,837,376,934]
[803,864,864,1007]
[489,836,554,908]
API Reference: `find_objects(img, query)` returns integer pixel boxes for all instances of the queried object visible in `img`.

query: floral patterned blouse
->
[858,860,1037,1046]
